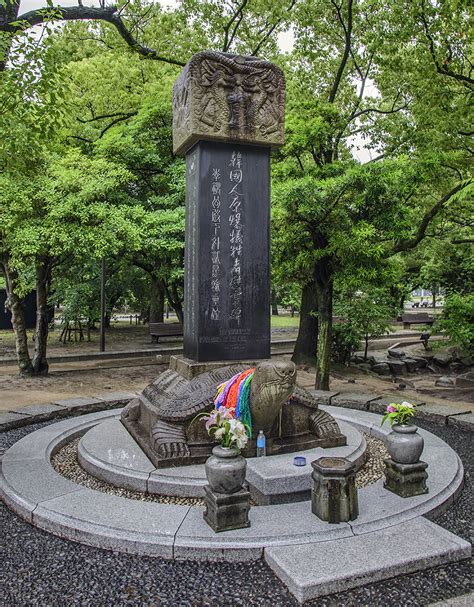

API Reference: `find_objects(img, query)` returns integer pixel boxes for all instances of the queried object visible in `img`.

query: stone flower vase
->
[205,445,247,494]
[386,424,424,464]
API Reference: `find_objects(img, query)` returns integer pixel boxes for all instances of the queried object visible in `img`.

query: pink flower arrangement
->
[381,401,416,427]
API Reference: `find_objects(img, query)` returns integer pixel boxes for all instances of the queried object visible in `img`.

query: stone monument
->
[120,51,346,468]
[172,51,285,362]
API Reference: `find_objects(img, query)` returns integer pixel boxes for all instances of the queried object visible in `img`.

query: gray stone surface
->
[10,402,68,419]
[0,408,465,562]
[436,376,456,388]
[79,418,363,501]
[95,391,137,406]
[172,51,285,155]
[372,362,391,376]
[53,397,103,415]
[245,420,365,502]
[264,517,471,603]
[182,141,271,362]
[456,371,474,388]
[33,488,190,558]
[417,403,472,424]
[1,458,82,521]
[0,410,31,430]
[308,390,340,406]
[331,393,381,411]
[387,359,408,376]
[448,413,474,431]
[174,500,353,550]
[78,418,155,492]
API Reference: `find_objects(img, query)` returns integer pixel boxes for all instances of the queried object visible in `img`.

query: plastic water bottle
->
[256,430,266,457]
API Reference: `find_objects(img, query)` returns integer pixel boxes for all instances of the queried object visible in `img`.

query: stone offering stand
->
[1,405,469,603]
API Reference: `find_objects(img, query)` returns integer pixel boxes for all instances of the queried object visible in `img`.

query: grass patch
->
[270,314,299,328]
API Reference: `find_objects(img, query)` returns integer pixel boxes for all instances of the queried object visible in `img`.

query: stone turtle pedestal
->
[311,457,358,524]
[203,486,251,532]
[384,458,429,498]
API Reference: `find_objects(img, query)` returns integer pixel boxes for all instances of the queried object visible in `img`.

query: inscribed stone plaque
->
[183,140,270,362]
[172,51,285,155]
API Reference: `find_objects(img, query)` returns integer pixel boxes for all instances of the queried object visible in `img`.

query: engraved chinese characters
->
[210,152,245,325]
[183,141,270,362]
[210,168,222,321]
[172,52,285,155]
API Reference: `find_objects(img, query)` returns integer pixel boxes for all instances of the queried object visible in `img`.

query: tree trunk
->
[149,276,165,323]
[1,255,33,375]
[164,281,184,326]
[364,333,369,361]
[291,280,318,365]
[32,259,50,375]
[314,262,333,391]
[271,288,279,316]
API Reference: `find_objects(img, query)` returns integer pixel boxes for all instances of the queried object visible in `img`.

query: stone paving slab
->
[1,458,82,522]
[95,391,137,405]
[10,402,68,421]
[308,390,340,405]
[174,500,353,555]
[245,421,366,498]
[0,410,32,431]
[417,403,472,424]
[78,419,154,492]
[264,517,472,604]
[1,408,120,462]
[448,412,474,431]
[33,488,190,558]
[52,397,104,414]
[331,393,381,411]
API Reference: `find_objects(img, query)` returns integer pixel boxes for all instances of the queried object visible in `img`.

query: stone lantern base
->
[311,457,358,524]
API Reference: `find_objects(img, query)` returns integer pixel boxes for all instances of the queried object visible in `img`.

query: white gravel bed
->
[51,433,388,504]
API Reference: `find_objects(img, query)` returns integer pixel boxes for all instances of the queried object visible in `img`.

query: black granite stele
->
[183,140,271,362]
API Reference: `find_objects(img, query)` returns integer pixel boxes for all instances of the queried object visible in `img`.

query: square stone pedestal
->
[311,457,358,524]
[203,486,251,533]
[384,458,429,498]
[170,355,264,380]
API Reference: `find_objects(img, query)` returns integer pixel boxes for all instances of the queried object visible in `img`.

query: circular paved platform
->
[0,407,464,562]
[77,417,367,502]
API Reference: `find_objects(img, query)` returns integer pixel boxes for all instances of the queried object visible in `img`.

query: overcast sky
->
[19,1,371,161]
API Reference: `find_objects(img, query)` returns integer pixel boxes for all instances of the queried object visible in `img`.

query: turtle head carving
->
[250,360,296,433]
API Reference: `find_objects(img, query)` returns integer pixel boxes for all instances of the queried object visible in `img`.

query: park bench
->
[149,322,183,343]
[401,313,435,330]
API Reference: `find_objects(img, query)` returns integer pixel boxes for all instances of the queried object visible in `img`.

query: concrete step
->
[264,517,471,604]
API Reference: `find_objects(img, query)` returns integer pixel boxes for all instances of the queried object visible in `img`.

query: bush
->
[331,323,361,365]
[435,293,474,356]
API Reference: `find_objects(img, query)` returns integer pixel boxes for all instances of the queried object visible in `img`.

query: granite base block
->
[203,486,251,533]
[384,458,429,498]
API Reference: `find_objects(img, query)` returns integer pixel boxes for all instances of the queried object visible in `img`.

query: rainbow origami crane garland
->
[214,368,255,437]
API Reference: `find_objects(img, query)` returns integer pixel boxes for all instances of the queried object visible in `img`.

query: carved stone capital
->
[172,51,285,155]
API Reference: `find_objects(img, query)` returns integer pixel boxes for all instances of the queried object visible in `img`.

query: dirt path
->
[1,353,471,413]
